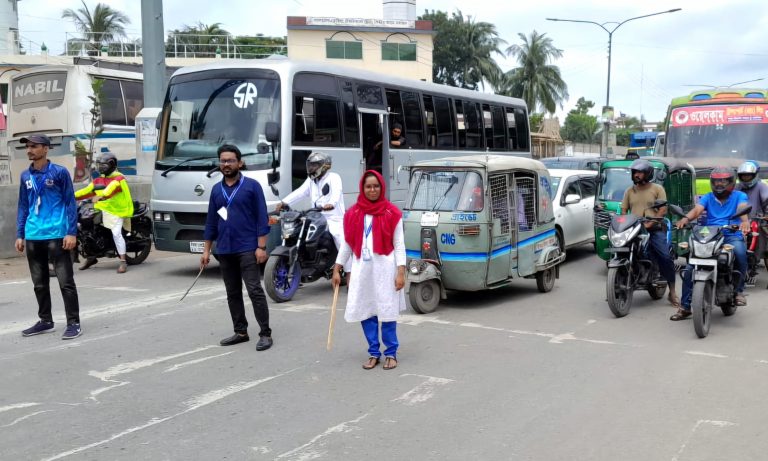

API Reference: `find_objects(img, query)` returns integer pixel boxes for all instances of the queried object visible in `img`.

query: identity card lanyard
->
[218,181,243,221]
[362,219,373,261]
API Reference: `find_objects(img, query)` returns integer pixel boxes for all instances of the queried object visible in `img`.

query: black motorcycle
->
[264,203,341,302]
[604,200,670,317]
[76,200,152,265]
[671,204,751,338]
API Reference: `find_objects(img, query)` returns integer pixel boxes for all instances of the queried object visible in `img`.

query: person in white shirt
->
[276,152,345,249]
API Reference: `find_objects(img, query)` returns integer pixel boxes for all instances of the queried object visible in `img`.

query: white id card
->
[362,247,371,261]
[217,206,228,221]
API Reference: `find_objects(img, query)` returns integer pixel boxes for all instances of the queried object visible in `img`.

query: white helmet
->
[306,152,331,179]
[737,161,760,189]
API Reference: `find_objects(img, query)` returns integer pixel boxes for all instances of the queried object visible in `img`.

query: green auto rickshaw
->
[403,155,565,314]
[594,157,697,261]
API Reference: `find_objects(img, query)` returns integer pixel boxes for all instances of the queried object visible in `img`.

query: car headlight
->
[608,226,639,248]
[693,241,717,258]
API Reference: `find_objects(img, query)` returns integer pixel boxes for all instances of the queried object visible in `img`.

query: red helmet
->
[710,166,735,198]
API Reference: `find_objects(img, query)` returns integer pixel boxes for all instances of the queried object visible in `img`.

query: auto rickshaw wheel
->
[536,267,556,293]
[409,280,440,314]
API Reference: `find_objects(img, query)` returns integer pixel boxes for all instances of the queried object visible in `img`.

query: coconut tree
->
[496,30,568,114]
[167,22,232,57]
[62,1,130,52]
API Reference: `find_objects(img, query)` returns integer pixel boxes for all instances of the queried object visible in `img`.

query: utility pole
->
[141,0,167,107]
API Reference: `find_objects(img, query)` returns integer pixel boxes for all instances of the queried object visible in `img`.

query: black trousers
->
[218,251,271,337]
[26,239,80,325]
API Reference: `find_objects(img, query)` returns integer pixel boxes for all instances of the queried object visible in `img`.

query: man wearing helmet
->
[673,167,750,320]
[735,161,768,217]
[74,151,134,273]
[620,159,679,307]
[276,152,345,249]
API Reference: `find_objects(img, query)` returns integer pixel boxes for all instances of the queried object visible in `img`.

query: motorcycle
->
[264,202,342,303]
[745,216,768,288]
[76,200,153,265]
[603,200,671,318]
[670,204,751,338]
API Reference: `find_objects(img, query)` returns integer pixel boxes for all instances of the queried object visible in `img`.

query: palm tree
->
[455,11,505,90]
[170,22,231,57]
[62,1,130,52]
[497,30,568,114]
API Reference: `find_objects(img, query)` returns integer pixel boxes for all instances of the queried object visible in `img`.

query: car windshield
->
[407,170,484,211]
[157,73,280,171]
[598,168,634,202]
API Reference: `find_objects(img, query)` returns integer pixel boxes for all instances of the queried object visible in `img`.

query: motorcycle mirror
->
[322,183,330,196]
[731,205,752,219]
[651,199,668,209]
[668,204,685,217]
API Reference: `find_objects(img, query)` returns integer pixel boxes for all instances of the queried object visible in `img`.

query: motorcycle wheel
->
[607,266,633,318]
[721,299,737,316]
[408,280,440,314]
[125,237,151,265]
[692,280,713,338]
[647,283,666,300]
[264,255,301,303]
[536,267,556,293]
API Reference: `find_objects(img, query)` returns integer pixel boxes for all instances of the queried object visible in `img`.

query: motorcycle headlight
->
[608,226,640,248]
[281,221,297,239]
[692,241,717,258]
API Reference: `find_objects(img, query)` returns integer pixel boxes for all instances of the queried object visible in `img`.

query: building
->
[286,0,433,82]
[0,0,20,56]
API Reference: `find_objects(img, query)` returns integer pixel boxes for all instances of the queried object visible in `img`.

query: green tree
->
[529,113,544,133]
[62,1,130,54]
[167,22,231,58]
[494,30,568,114]
[561,97,598,143]
[232,35,287,59]
[572,96,594,115]
[419,9,504,90]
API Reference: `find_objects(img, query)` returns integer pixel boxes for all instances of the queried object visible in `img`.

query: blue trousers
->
[361,316,398,359]
[681,233,747,310]
[647,230,677,286]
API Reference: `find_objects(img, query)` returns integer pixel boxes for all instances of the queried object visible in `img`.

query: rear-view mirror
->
[564,194,581,205]
[265,122,280,143]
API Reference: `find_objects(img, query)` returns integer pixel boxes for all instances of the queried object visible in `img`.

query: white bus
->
[5,62,144,184]
[151,58,531,253]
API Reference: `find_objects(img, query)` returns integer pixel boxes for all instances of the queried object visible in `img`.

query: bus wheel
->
[264,255,300,303]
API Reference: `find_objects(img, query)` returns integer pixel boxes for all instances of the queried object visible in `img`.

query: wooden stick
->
[327,283,340,351]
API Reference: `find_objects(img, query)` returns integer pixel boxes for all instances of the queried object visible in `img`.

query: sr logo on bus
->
[233,82,257,109]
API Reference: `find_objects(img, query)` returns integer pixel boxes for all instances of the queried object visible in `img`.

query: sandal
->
[670,308,692,321]
[362,357,380,370]
[667,293,681,308]
[383,356,398,370]
[735,294,747,306]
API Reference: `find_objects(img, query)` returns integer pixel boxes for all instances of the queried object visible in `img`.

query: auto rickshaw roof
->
[600,157,695,173]
[411,155,549,173]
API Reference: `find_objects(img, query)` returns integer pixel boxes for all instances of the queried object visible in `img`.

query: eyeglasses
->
[219,159,239,165]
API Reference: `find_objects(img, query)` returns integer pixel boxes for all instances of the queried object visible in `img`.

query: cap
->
[20,134,51,146]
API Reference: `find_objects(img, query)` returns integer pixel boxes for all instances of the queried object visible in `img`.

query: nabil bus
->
[5,61,144,185]
[151,58,532,253]
[659,88,768,194]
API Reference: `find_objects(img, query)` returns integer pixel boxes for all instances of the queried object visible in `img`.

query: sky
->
[15,0,768,123]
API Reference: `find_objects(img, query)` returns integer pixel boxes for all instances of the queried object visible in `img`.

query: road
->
[1,247,768,460]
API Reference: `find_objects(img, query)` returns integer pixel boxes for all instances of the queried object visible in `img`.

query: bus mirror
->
[265,122,280,143]
[155,112,163,130]
[268,170,280,186]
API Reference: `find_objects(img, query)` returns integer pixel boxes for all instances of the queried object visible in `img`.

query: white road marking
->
[392,374,455,406]
[251,446,272,454]
[0,280,27,286]
[0,402,39,413]
[41,369,298,461]
[163,351,235,373]
[275,413,369,460]
[587,319,597,325]
[0,410,51,428]
[684,351,729,359]
[672,419,737,461]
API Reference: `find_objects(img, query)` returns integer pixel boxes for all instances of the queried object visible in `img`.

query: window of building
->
[293,96,341,146]
[381,42,417,61]
[326,40,362,60]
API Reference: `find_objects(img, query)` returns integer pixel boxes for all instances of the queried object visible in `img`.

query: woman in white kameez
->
[332,171,406,370]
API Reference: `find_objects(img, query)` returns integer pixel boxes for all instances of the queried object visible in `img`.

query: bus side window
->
[340,80,359,147]
[514,108,529,150]
[100,78,126,125]
[490,105,506,150]
[423,95,436,147]
[434,96,454,148]
[400,90,423,148]
[482,104,494,149]
[293,96,341,145]
[506,107,518,150]
[122,80,143,126]
[464,101,482,149]
[455,100,467,148]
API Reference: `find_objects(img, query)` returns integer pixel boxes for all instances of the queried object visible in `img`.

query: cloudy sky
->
[16,0,768,122]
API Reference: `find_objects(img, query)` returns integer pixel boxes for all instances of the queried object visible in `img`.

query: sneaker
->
[22,320,55,336]
[62,323,82,340]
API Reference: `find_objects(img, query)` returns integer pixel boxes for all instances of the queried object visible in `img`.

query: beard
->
[222,168,239,179]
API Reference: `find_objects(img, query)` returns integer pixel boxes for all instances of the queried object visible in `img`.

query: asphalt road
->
[2,247,768,460]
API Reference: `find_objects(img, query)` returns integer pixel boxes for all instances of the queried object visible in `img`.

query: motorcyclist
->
[276,152,345,250]
[672,167,750,320]
[74,151,134,273]
[620,159,679,307]
[735,161,768,217]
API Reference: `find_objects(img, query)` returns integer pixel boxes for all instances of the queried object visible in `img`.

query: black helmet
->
[630,159,654,185]
[710,166,735,199]
[96,151,118,176]
[306,152,331,179]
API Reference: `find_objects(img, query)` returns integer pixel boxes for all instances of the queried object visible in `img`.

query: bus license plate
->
[189,241,205,253]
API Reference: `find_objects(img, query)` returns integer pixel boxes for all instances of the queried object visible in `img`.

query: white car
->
[548,169,598,254]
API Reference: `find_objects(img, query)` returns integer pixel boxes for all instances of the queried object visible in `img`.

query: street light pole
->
[547,9,681,155]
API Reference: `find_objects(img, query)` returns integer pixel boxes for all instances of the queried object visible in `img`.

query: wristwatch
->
[257,246,267,251]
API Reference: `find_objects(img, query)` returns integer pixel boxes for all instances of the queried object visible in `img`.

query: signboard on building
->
[306,17,415,29]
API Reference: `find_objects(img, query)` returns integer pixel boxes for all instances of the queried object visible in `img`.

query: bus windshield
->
[158,73,280,171]
[666,104,768,160]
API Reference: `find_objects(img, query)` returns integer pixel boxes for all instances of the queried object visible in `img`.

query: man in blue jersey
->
[201,144,273,351]
[15,134,82,339]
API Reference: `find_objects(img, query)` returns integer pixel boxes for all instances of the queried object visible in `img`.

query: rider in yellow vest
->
[74,152,134,273]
